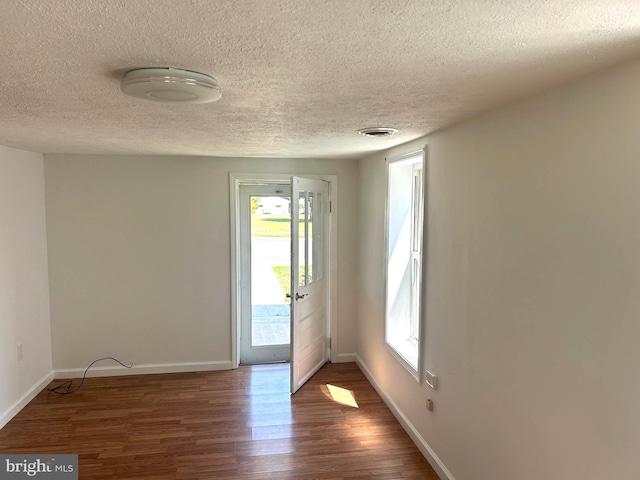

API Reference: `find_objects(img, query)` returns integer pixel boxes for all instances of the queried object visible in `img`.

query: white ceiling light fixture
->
[357,127,398,138]
[121,67,221,104]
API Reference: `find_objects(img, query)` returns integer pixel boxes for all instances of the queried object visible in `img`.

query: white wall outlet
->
[17,343,23,361]
[425,370,437,390]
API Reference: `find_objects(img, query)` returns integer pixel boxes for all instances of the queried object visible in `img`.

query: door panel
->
[290,176,329,394]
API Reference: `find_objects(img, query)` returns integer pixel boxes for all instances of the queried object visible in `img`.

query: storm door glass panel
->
[250,194,291,348]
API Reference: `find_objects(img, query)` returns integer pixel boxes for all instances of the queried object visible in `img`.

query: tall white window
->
[385,150,425,378]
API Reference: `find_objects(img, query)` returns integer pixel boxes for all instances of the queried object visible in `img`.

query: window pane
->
[410,254,421,342]
[313,192,323,282]
[308,193,314,283]
[412,167,423,253]
[298,191,307,287]
[410,165,423,344]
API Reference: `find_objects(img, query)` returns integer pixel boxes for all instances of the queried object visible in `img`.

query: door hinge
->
[329,201,332,213]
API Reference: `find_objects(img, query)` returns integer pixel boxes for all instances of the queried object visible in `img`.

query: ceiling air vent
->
[357,127,398,137]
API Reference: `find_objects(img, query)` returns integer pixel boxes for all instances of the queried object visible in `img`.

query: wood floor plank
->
[0,363,438,479]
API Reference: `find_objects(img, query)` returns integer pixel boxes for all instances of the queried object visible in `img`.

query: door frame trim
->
[229,173,338,369]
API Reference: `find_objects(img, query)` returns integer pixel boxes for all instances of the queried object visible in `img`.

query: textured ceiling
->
[1,0,640,159]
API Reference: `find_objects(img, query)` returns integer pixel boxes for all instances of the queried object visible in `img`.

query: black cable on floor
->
[47,356,133,395]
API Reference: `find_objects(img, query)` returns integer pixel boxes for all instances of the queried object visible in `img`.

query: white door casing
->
[229,173,338,371]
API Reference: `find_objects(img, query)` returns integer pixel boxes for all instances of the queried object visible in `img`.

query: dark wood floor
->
[0,363,438,479]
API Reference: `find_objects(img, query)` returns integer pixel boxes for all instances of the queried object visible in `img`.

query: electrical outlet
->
[425,370,437,390]
[17,344,23,361]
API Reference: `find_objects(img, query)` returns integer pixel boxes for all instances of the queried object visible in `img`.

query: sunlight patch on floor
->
[324,384,359,408]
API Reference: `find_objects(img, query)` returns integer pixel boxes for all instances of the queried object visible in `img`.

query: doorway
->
[230,173,339,390]
[239,184,292,364]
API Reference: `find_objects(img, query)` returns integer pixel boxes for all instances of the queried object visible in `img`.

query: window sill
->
[384,338,420,383]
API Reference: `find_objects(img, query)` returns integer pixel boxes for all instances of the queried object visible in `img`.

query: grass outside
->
[271,265,309,303]
[251,214,312,238]
[271,266,291,303]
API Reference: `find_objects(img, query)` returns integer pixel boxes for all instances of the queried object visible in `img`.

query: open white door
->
[290,176,329,394]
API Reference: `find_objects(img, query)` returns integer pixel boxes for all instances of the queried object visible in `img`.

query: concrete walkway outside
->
[251,237,290,346]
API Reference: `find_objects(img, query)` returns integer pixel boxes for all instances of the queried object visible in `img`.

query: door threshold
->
[240,360,289,366]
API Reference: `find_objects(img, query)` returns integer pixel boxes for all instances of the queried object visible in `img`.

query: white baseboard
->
[0,370,54,430]
[355,355,456,480]
[334,353,356,363]
[54,360,232,379]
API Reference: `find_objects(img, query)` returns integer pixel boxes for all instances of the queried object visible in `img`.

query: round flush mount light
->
[121,67,221,104]
[357,127,398,137]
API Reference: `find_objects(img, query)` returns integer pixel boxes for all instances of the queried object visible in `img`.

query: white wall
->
[0,145,52,428]
[44,155,358,372]
[357,56,640,480]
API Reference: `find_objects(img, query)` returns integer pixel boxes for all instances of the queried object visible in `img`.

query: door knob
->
[285,293,291,298]
[295,292,308,300]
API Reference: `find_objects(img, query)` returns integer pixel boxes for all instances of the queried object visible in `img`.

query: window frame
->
[383,148,427,382]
